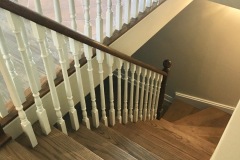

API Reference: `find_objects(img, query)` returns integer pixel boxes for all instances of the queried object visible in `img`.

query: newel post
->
[157,59,172,120]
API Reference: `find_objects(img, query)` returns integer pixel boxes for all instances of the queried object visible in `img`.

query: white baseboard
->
[164,94,174,103]
[175,92,235,114]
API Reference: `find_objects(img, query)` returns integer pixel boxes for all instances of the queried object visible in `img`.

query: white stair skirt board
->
[211,99,240,160]
[175,92,235,114]
[3,0,192,139]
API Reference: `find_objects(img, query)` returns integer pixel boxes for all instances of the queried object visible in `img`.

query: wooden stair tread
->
[147,119,217,154]
[174,107,231,127]
[0,140,40,160]
[163,99,200,122]
[16,124,102,160]
[91,124,161,160]
[68,125,137,160]
[114,123,198,160]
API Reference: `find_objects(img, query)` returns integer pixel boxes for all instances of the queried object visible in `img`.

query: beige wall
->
[133,0,240,107]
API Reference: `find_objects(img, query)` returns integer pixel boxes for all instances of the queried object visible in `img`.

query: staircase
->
[0,99,230,159]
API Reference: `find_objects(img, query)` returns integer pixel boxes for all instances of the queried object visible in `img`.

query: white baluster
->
[95,0,107,126]
[34,0,57,79]
[138,0,145,13]
[83,0,99,128]
[115,0,122,30]
[31,22,67,134]
[124,0,131,24]
[68,0,77,30]
[151,73,159,120]
[154,75,163,119]
[131,0,139,18]
[0,28,26,103]
[106,0,113,37]
[0,94,8,118]
[52,31,79,130]
[6,13,51,135]
[133,66,141,122]
[153,0,159,3]
[116,58,123,123]
[147,72,155,120]
[138,68,147,121]
[122,62,129,124]
[129,64,136,122]
[69,39,90,129]
[0,50,37,147]
[146,0,152,7]
[143,71,151,121]
[53,0,70,69]
[106,55,115,126]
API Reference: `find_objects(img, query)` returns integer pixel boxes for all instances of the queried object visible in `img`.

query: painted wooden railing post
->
[106,0,113,37]
[69,39,91,129]
[131,0,139,18]
[96,0,108,126]
[138,68,147,121]
[31,22,67,134]
[117,58,123,123]
[151,74,159,120]
[133,66,141,122]
[68,0,77,30]
[154,75,162,119]
[6,12,51,135]
[124,0,131,24]
[0,28,26,103]
[0,50,37,147]
[146,0,152,7]
[129,64,136,122]
[52,31,79,130]
[157,59,172,119]
[143,71,151,121]
[0,94,8,118]
[83,0,99,128]
[123,62,129,124]
[138,0,146,13]
[116,0,123,30]
[147,72,155,120]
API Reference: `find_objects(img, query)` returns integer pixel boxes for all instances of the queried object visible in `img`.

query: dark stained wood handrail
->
[0,0,167,76]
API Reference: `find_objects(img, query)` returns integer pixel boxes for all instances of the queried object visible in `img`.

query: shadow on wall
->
[132,0,240,107]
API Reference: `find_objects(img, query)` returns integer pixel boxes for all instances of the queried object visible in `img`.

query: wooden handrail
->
[0,0,167,76]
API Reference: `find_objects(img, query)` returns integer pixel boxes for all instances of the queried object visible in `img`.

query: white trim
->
[175,92,235,114]
[164,94,173,103]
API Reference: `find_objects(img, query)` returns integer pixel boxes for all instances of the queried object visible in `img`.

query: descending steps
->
[0,99,231,160]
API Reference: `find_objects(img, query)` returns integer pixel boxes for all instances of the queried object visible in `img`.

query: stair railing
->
[0,0,170,148]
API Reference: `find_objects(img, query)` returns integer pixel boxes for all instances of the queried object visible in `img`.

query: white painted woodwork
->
[115,0,123,30]
[147,72,155,120]
[52,31,79,131]
[139,68,147,120]
[33,0,57,79]
[0,49,38,147]
[68,0,77,30]
[53,0,70,69]
[0,94,8,118]
[6,13,52,135]
[151,74,159,120]
[138,0,146,13]
[69,38,90,129]
[106,0,114,37]
[124,0,131,24]
[133,66,141,122]
[107,55,115,126]
[31,22,67,135]
[123,62,129,124]
[146,0,152,7]
[129,64,136,122]
[154,75,162,118]
[116,58,123,123]
[143,70,151,121]
[83,0,99,128]
[131,0,139,18]
[0,27,26,103]
[95,0,108,126]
